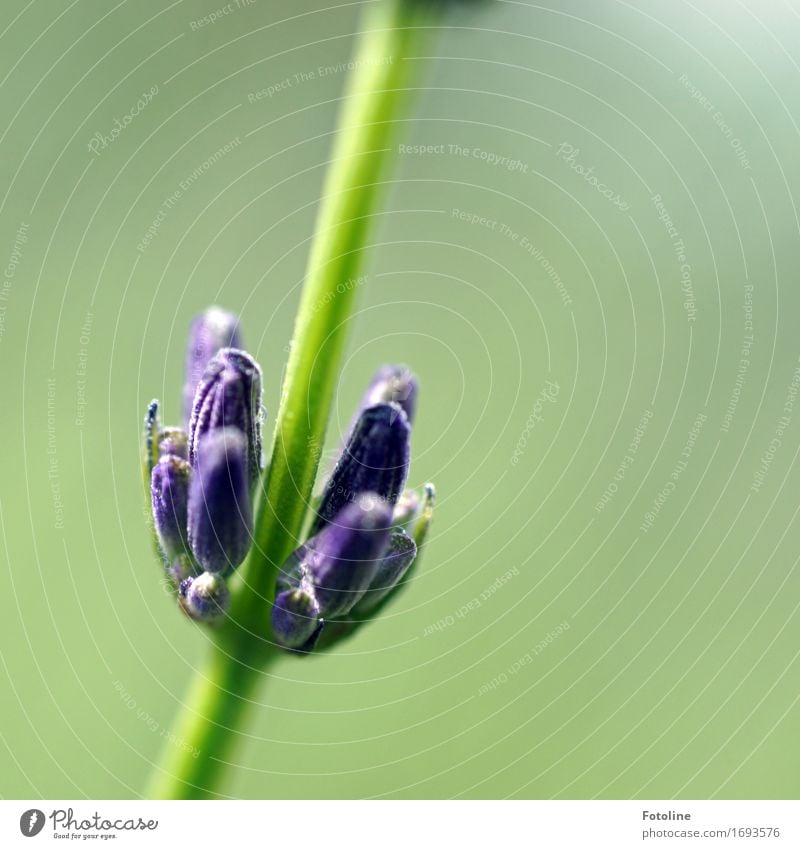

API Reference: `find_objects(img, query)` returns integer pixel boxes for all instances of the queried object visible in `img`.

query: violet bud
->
[314,489,433,651]
[335,365,418,459]
[151,455,191,559]
[349,530,417,617]
[294,492,393,618]
[183,307,242,427]
[361,364,418,426]
[189,348,263,489]
[179,572,230,623]
[187,428,252,573]
[142,401,189,480]
[158,427,188,460]
[313,403,410,534]
[271,588,323,652]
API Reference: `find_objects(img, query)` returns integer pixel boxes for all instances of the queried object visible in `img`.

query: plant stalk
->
[147,642,278,799]
[148,0,437,799]
[232,0,436,633]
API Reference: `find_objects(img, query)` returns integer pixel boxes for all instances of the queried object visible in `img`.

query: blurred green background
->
[2,0,799,799]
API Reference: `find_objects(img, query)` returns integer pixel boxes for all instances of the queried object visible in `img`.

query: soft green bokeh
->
[1,0,799,799]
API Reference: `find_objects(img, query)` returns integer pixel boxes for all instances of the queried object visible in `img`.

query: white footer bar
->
[2,800,797,848]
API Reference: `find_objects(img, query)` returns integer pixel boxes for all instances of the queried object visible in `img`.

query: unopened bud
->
[179,572,230,622]
[187,428,253,573]
[183,307,242,427]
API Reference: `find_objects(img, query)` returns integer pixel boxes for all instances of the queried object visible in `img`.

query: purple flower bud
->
[158,427,188,460]
[349,530,417,617]
[189,348,263,488]
[292,493,393,618]
[314,490,433,651]
[179,572,230,622]
[334,366,418,462]
[313,403,410,534]
[183,307,242,427]
[187,428,253,573]
[151,455,191,559]
[271,588,323,651]
[361,364,418,425]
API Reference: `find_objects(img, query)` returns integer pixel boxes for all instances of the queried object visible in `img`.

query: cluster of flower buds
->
[144,306,261,623]
[144,307,434,654]
[273,364,434,653]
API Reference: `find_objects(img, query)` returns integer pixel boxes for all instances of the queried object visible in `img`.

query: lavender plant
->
[139,0,476,800]
[144,310,435,797]
[145,313,433,640]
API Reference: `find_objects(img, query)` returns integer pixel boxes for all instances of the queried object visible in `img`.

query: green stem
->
[233,0,436,632]
[149,0,438,799]
[147,642,278,799]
